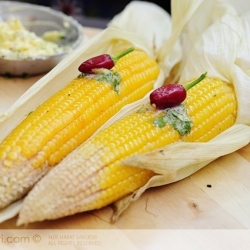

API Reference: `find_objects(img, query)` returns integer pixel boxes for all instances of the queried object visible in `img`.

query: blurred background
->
[4,0,171,28]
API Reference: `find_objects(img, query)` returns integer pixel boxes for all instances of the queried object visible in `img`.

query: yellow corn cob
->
[17,76,237,225]
[0,49,160,210]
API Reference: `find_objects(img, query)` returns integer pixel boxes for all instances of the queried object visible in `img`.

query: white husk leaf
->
[109,1,181,79]
[112,1,250,220]
[0,199,23,224]
[0,1,176,223]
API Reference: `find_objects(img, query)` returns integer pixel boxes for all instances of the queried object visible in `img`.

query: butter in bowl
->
[0,1,84,77]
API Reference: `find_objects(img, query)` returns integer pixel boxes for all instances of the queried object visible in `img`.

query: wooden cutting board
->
[0,27,250,230]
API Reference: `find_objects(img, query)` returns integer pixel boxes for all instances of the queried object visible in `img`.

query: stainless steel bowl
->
[0,1,84,76]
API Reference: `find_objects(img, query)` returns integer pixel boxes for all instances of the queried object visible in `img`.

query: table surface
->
[0,27,250,230]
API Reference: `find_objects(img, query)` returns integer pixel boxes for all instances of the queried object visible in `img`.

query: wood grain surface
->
[0,27,250,230]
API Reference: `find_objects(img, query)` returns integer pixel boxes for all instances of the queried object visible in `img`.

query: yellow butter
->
[0,18,63,59]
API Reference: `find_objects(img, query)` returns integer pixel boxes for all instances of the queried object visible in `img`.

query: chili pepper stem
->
[184,72,207,91]
[111,47,134,64]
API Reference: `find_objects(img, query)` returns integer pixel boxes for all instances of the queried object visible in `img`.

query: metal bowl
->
[0,1,84,76]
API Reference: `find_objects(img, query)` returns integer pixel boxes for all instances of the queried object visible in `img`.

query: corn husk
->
[109,1,181,79]
[112,0,250,220]
[0,1,177,222]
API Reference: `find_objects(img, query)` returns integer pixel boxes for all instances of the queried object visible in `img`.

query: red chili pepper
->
[78,47,134,74]
[150,72,207,109]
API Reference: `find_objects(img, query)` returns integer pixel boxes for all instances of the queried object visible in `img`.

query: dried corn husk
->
[112,0,250,220]
[109,1,181,77]
[0,1,178,222]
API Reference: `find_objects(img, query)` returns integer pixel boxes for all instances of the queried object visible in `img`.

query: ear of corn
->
[17,77,237,224]
[0,49,160,210]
